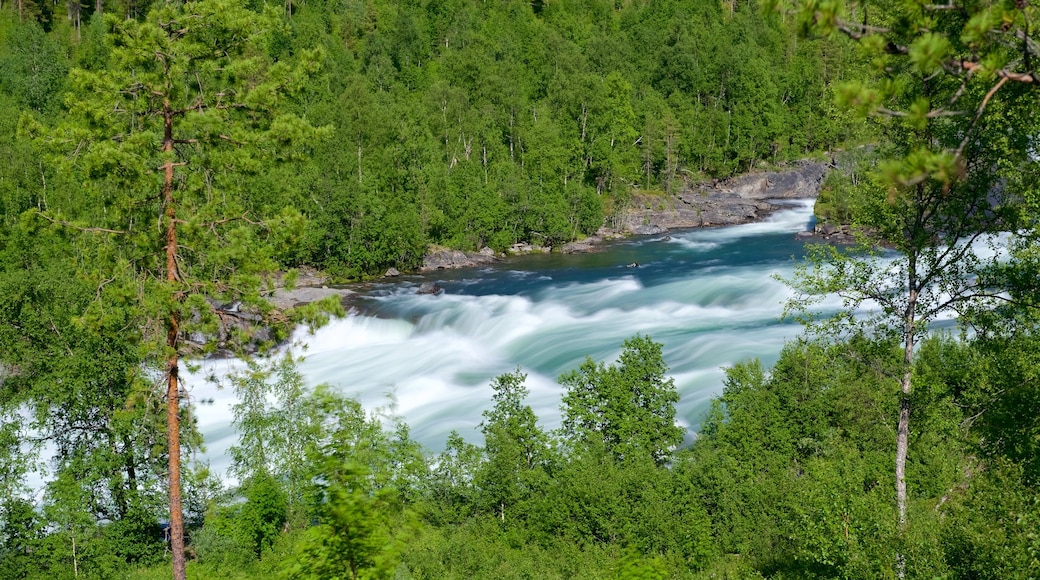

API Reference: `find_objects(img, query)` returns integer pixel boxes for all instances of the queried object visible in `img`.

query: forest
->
[1,0,1040,578]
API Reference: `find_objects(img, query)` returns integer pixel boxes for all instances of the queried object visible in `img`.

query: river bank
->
[417,160,829,271]
[267,160,830,308]
[194,200,822,462]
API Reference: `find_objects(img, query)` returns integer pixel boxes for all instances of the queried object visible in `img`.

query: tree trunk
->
[895,283,918,579]
[163,101,187,580]
[896,364,911,527]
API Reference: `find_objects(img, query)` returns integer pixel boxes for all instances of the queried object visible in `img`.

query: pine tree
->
[23,1,332,576]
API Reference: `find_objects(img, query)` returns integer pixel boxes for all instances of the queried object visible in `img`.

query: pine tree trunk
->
[163,101,187,580]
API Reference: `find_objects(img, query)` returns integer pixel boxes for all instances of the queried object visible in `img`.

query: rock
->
[559,237,602,254]
[721,161,829,199]
[479,246,495,256]
[417,281,442,295]
[630,224,666,235]
[267,286,354,310]
[627,262,639,268]
[506,242,550,255]
[422,247,498,270]
[385,267,400,277]
[619,160,830,234]
[271,266,326,288]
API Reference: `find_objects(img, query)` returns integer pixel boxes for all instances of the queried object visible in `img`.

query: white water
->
[189,201,825,478]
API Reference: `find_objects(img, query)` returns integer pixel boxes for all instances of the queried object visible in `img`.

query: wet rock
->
[417,281,443,295]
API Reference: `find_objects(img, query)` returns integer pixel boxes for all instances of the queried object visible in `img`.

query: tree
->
[282,385,419,580]
[228,354,320,524]
[781,0,1040,572]
[23,2,331,577]
[559,335,682,465]
[476,369,553,522]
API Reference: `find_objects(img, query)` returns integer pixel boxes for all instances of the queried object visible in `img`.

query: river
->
[191,199,822,476]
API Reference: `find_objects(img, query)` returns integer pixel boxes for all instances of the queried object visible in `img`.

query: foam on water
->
[189,201,821,478]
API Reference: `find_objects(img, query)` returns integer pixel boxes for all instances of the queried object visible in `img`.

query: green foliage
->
[689,340,903,575]
[0,0,864,284]
[228,354,315,516]
[940,460,1040,578]
[560,335,682,464]
[0,18,68,114]
[280,386,420,580]
[10,0,1040,577]
[476,369,554,523]
[283,465,404,580]
[239,473,288,560]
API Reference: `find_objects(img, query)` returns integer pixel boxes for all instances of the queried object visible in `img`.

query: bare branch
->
[834,19,908,53]
[955,60,1037,83]
[37,212,126,234]
[954,76,1009,161]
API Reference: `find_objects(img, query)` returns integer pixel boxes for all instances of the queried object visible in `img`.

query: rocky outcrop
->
[621,160,829,233]
[719,161,830,199]
[418,161,830,260]
[181,267,357,357]
[558,227,625,254]
[802,222,861,245]
[422,247,500,271]
[266,286,355,310]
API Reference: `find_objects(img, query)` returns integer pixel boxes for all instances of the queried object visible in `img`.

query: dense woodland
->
[0,0,863,277]
[2,0,1040,578]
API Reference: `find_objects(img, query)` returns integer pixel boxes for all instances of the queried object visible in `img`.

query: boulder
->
[630,224,667,235]
[422,247,498,271]
[559,237,601,254]
[417,281,443,295]
[385,267,401,277]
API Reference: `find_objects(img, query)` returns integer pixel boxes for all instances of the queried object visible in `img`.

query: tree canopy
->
[2,0,1040,578]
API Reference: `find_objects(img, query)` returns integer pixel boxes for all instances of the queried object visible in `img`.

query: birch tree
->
[781,0,1040,573]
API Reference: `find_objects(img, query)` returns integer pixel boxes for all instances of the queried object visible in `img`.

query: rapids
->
[191,200,824,477]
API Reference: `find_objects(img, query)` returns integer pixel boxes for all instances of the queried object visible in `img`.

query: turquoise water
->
[191,200,823,475]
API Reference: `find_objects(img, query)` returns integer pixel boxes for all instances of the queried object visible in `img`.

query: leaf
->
[908,33,953,74]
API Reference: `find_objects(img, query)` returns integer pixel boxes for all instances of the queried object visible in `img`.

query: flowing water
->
[191,200,823,476]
